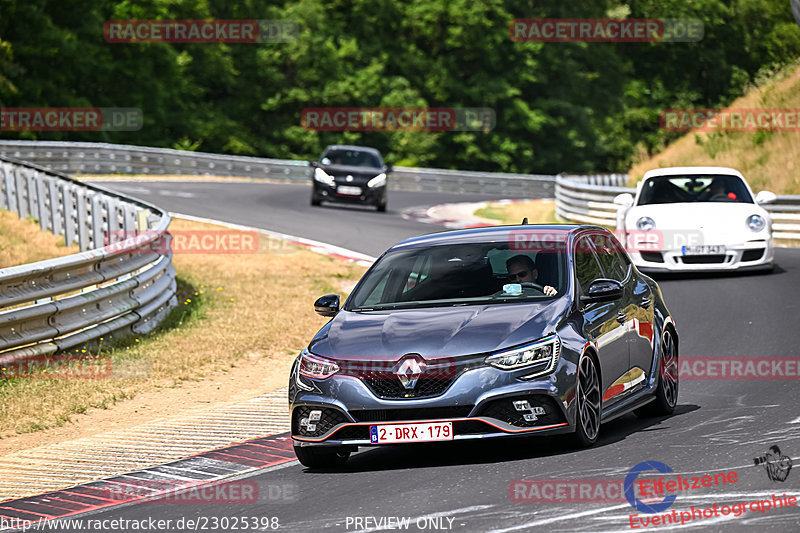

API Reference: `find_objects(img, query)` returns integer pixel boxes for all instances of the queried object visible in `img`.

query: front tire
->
[376,198,387,212]
[310,197,321,207]
[572,353,601,447]
[294,445,350,468]
[635,328,678,418]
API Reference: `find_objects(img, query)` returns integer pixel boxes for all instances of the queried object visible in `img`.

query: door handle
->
[616,313,627,324]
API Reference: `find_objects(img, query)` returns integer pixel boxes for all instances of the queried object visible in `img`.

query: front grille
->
[331,425,371,441]
[681,255,728,264]
[362,375,454,399]
[292,406,349,438]
[640,252,664,263]
[350,406,473,422]
[741,248,765,262]
[475,395,564,428]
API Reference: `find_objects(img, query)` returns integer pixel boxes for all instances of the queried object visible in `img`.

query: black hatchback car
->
[310,145,390,211]
[289,225,679,468]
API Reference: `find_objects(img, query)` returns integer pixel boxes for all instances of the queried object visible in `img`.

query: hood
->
[625,202,770,245]
[320,164,383,182]
[309,298,570,359]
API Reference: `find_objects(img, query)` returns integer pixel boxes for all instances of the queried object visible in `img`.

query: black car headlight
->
[367,173,387,188]
[485,335,561,378]
[313,167,335,186]
[299,349,340,379]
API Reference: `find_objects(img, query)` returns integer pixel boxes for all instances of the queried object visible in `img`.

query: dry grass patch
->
[474,199,557,225]
[0,218,365,437]
[0,210,78,268]
[629,63,800,194]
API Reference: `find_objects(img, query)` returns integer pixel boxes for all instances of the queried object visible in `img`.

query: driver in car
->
[506,255,557,296]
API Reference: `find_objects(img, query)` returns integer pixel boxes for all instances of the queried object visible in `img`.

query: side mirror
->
[613,193,634,207]
[581,279,623,304]
[314,294,340,317]
[385,164,394,173]
[310,160,319,168]
[756,190,777,204]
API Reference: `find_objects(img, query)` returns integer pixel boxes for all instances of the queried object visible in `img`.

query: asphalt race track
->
[62,180,800,532]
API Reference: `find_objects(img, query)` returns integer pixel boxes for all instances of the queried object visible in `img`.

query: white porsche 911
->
[614,166,776,272]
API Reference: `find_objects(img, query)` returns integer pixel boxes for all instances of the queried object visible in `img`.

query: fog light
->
[309,410,322,422]
[300,409,323,433]
[523,413,537,422]
[513,401,531,411]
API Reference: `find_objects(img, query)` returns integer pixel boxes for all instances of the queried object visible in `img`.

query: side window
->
[574,236,603,293]
[592,233,629,282]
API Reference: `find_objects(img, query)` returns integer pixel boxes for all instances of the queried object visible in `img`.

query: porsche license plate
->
[370,422,453,444]
[682,245,725,255]
[336,186,362,196]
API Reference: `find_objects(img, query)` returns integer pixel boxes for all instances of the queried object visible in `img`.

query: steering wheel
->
[520,282,546,292]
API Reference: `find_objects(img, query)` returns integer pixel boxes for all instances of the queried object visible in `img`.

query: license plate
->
[369,422,453,444]
[682,245,725,255]
[336,186,362,196]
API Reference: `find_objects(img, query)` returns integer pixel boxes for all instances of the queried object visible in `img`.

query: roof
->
[322,144,382,155]
[390,224,600,250]
[642,166,744,180]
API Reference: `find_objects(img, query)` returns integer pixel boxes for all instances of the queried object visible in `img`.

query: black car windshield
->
[321,149,382,168]
[637,175,754,205]
[346,242,567,311]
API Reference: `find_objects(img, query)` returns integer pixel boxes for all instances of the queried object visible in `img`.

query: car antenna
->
[521,217,528,225]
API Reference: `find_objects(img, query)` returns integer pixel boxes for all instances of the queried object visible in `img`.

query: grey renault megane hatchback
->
[289,225,678,468]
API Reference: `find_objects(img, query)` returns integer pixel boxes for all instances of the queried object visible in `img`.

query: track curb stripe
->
[0,433,295,528]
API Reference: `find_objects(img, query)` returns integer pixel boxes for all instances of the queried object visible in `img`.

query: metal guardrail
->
[0,155,176,364]
[555,174,800,241]
[0,141,556,197]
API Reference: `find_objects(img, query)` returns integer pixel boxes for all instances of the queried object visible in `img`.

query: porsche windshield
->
[637,175,754,205]
[347,242,567,311]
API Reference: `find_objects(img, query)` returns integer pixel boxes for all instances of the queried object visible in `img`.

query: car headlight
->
[314,167,335,186]
[637,217,656,231]
[299,350,339,379]
[747,214,766,232]
[367,173,387,189]
[485,335,561,377]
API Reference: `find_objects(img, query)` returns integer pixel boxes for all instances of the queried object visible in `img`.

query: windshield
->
[321,149,382,168]
[637,175,754,205]
[346,242,567,311]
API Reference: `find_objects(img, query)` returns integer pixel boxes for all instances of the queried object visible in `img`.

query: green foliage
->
[0,0,797,173]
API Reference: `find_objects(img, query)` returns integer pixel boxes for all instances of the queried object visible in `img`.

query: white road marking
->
[157,190,196,198]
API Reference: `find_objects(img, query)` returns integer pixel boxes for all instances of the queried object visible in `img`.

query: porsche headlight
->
[367,173,387,188]
[299,349,339,379]
[314,167,335,186]
[637,217,656,231]
[485,335,561,378]
[747,214,766,232]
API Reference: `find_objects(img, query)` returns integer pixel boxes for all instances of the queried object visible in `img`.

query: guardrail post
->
[50,179,62,236]
[14,167,26,218]
[37,176,49,232]
[63,185,76,246]
[91,194,105,249]
[75,189,89,251]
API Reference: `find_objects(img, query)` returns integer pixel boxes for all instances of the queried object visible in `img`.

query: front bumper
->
[289,360,575,447]
[631,239,773,272]
[312,181,385,205]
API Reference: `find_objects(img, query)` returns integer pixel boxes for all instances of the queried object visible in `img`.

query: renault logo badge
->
[393,355,426,389]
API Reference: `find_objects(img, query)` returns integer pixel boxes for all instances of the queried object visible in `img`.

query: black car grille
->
[475,395,565,428]
[681,255,727,264]
[741,248,765,262]
[362,374,454,399]
[292,406,349,438]
[640,252,664,263]
[330,425,371,441]
[350,406,473,423]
